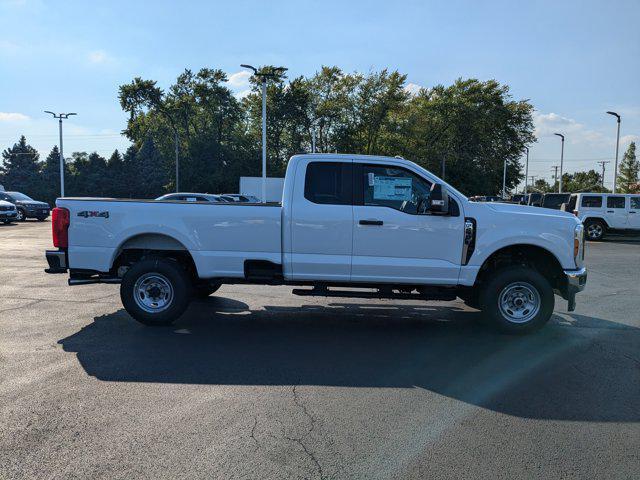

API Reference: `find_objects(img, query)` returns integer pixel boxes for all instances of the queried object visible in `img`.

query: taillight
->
[52,207,70,248]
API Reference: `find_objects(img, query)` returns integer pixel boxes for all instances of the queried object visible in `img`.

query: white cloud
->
[87,49,115,66]
[0,112,29,122]
[404,83,422,96]
[621,134,639,146]
[533,111,606,145]
[227,70,251,88]
[234,89,252,99]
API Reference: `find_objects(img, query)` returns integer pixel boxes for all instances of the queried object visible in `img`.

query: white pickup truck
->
[45,154,587,333]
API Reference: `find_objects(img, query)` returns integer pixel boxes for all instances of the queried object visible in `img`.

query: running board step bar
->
[291,286,457,301]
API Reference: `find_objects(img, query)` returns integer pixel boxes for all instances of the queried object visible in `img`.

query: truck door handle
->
[359,219,383,226]
[607,210,614,213]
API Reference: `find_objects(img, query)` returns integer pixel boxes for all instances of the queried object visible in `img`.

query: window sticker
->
[373,176,413,201]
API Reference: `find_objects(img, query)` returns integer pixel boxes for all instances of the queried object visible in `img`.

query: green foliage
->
[617,142,638,193]
[0,136,41,194]
[562,170,609,193]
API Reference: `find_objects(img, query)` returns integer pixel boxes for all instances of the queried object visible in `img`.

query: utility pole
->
[441,158,446,180]
[597,160,610,188]
[554,133,565,193]
[606,111,621,193]
[551,165,559,192]
[529,175,537,191]
[524,147,530,195]
[44,111,77,197]
[241,64,288,203]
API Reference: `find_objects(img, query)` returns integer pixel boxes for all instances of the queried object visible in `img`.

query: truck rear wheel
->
[479,266,554,334]
[120,258,190,326]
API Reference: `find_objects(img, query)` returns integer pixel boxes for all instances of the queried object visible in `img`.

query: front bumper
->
[0,212,17,219]
[562,267,587,311]
[24,208,50,218]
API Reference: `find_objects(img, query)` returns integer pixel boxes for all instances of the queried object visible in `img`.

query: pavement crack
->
[287,385,325,479]
[249,415,259,452]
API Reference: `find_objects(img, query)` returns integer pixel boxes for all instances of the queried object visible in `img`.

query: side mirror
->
[428,183,449,215]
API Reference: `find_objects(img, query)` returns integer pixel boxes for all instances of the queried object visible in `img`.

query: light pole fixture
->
[240,64,288,203]
[606,111,621,193]
[554,133,565,193]
[45,111,77,197]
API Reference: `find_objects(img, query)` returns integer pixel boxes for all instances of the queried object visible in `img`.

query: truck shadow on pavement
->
[58,297,640,423]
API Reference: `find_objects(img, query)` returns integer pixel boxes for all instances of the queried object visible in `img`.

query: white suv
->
[565,193,640,240]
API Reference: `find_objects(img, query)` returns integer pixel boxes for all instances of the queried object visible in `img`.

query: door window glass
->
[304,162,352,205]
[362,165,432,214]
[607,196,626,209]
[581,195,602,208]
[631,198,640,210]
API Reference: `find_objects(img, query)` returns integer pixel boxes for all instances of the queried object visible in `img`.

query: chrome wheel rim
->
[498,281,541,324]
[133,273,174,313]
[16,210,24,220]
[586,223,602,239]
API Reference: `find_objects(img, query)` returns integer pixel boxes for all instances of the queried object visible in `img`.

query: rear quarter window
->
[607,196,626,209]
[304,162,352,205]
[581,195,602,208]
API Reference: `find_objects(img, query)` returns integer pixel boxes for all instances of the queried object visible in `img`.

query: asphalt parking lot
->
[1,221,639,479]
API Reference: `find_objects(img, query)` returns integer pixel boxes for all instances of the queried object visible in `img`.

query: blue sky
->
[1,0,638,188]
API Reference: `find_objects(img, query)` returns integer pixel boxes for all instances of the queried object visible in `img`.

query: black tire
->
[2,220,11,225]
[479,265,554,334]
[36,217,47,222]
[193,282,222,298]
[584,219,605,241]
[120,257,191,326]
[15,209,26,222]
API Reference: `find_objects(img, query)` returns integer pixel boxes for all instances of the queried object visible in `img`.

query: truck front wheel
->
[120,258,190,326]
[479,266,554,334]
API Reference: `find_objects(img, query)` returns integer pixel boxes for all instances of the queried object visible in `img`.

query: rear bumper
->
[45,250,68,274]
[562,267,587,311]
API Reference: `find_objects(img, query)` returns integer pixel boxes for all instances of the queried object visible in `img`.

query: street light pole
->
[502,160,507,199]
[524,147,529,195]
[175,129,179,192]
[606,111,621,193]
[554,133,565,193]
[45,111,77,197]
[241,64,288,203]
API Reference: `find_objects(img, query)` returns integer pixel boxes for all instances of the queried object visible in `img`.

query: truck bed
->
[57,198,283,278]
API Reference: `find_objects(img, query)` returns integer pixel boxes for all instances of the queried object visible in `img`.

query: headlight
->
[574,224,584,266]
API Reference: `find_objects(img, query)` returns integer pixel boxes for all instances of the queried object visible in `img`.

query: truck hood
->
[486,202,576,220]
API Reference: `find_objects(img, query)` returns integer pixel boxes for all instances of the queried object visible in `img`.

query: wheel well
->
[475,244,565,290]
[111,234,197,281]
[583,217,609,228]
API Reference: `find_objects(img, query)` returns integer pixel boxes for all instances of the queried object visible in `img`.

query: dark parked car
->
[0,191,50,221]
[526,192,544,207]
[541,193,571,210]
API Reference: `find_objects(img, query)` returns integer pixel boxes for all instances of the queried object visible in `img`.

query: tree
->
[533,178,553,193]
[40,145,62,204]
[617,142,638,193]
[0,136,41,194]
[562,170,608,193]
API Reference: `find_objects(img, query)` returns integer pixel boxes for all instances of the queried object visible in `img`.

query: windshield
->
[7,192,33,201]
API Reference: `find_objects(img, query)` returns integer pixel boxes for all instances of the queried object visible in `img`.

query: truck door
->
[351,163,464,285]
[288,160,353,281]
[605,196,628,228]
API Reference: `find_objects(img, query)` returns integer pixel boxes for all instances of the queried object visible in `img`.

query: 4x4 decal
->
[77,210,109,219]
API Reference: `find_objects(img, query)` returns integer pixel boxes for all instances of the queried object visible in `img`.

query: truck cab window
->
[362,165,432,214]
[304,162,352,205]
